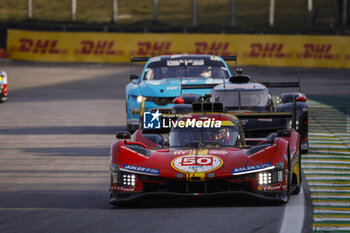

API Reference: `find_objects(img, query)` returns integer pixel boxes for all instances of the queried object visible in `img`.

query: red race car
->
[0,70,8,103]
[109,105,301,205]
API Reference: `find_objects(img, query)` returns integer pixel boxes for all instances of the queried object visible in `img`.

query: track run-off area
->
[0,60,349,233]
[303,100,350,232]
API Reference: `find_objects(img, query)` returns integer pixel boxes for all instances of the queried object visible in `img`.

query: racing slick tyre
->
[281,147,291,204]
[292,151,302,195]
[0,93,6,103]
[301,140,309,154]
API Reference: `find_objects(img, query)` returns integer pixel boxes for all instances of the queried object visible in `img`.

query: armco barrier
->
[6,29,350,68]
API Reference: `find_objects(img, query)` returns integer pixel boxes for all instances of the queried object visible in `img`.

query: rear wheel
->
[301,139,309,154]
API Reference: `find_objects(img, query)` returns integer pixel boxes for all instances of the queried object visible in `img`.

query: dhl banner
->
[6,29,350,68]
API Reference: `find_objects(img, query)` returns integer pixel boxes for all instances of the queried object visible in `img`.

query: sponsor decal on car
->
[261,184,282,191]
[116,186,135,192]
[122,164,160,175]
[247,146,273,158]
[232,162,272,175]
[209,150,228,155]
[121,146,149,159]
[171,154,223,173]
[166,59,205,66]
[166,86,179,90]
[174,150,191,155]
[257,118,273,122]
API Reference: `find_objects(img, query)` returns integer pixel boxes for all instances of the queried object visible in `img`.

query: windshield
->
[211,89,270,110]
[169,126,238,148]
[144,58,229,80]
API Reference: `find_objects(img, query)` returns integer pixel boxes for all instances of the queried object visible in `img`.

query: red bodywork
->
[109,113,300,204]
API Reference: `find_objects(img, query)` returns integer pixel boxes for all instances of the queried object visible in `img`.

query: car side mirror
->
[130,74,139,81]
[277,130,291,138]
[116,131,131,139]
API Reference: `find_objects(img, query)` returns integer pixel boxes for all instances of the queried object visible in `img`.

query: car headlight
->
[111,169,137,187]
[258,163,284,185]
[137,96,143,103]
[112,172,119,184]
[0,71,7,82]
[296,120,299,130]
[122,174,136,186]
[258,170,284,185]
[259,172,272,185]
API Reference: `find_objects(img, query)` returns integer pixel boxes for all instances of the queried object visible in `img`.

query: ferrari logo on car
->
[171,155,223,173]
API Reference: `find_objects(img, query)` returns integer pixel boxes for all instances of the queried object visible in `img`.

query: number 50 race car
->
[109,103,302,205]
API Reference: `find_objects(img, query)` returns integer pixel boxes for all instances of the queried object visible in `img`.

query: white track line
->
[279,188,305,233]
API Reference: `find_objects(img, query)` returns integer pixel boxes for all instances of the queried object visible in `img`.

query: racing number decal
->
[181,157,213,166]
[172,155,222,173]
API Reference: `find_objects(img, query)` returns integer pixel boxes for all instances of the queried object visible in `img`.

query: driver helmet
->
[210,128,230,144]
[200,66,212,78]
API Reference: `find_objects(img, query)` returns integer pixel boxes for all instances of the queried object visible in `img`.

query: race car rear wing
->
[130,57,151,62]
[260,75,301,92]
[221,56,237,61]
[260,81,299,88]
[228,112,294,140]
[230,112,292,119]
[131,56,237,62]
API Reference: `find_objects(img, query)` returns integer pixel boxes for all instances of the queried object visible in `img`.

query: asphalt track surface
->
[0,60,349,233]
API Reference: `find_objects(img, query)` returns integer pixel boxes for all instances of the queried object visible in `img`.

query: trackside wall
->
[6,29,350,68]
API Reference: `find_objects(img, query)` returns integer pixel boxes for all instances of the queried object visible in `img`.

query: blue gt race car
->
[125,54,235,131]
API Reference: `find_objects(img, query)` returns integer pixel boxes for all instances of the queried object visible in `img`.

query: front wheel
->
[281,148,291,204]
[292,152,302,195]
[280,171,290,204]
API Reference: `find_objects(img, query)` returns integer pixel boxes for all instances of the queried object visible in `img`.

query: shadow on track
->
[110,195,285,210]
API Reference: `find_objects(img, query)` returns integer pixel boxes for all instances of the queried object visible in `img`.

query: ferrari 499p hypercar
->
[109,105,301,205]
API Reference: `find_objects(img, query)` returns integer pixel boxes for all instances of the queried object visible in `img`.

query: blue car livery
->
[125,54,233,131]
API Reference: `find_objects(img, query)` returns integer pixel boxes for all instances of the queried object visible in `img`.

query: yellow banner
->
[7,29,350,68]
